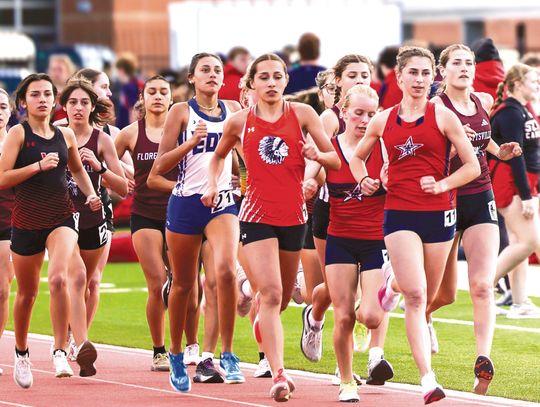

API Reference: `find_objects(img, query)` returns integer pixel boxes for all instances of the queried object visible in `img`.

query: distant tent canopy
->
[0,31,36,64]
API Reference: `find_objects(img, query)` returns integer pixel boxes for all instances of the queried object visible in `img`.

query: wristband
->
[359,176,369,186]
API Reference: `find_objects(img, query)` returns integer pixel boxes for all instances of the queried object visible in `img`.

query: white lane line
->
[2,332,533,407]
[0,402,33,407]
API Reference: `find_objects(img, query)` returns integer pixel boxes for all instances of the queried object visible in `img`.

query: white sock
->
[368,346,384,362]
[241,280,252,297]
[308,310,324,330]
[421,371,439,391]
[201,352,214,361]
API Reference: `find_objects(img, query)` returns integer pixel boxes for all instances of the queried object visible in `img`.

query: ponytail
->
[491,81,506,115]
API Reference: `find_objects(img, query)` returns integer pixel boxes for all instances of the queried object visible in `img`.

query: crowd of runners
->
[0,36,539,405]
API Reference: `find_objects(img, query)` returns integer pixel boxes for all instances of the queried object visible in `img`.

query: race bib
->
[211,190,234,214]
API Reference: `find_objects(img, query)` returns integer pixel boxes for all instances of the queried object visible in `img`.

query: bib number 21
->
[211,190,234,214]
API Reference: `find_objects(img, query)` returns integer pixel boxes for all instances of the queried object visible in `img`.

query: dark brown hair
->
[188,53,223,76]
[332,54,373,104]
[298,32,320,61]
[60,79,109,126]
[245,53,288,90]
[15,73,57,110]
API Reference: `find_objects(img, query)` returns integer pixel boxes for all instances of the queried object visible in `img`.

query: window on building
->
[402,23,413,42]
[465,21,485,46]
[0,9,14,25]
[23,7,55,26]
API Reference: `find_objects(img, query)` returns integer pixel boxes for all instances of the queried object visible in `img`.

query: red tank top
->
[382,102,454,211]
[13,122,74,229]
[239,102,307,226]
[327,135,385,239]
[131,119,178,220]
[439,93,492,196]
[67,128,104,229]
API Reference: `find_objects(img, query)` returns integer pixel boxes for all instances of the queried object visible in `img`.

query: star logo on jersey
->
[481,119,489,126]
[343,184,363,202]
[258,135,289,165]
[395,136,423,160]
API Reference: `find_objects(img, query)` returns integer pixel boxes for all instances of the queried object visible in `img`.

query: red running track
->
[0,332,533,406]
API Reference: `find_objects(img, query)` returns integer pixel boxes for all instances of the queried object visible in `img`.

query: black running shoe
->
[366,356,394,385]
[193,358,224,384]
[474,355,494,395]
[162,269,172,309]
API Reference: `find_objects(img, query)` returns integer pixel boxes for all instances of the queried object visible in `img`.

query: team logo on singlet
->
[66,174,78,197]
[343,184,363,202]
[258,135,289,165]
[395,136,423,160]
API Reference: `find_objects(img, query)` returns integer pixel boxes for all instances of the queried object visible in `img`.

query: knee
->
[70,269,87,292]
[403,288,426,309]
[470,280,492,301]
[16,288,37,307]
[260,287,282,309]
[87,278,100,295]
[434,290,456,307]
[48,273,67,294]
[359,312,383,330]
[0,284,9,304]
[215,264,236,287]
[334,309,356,332]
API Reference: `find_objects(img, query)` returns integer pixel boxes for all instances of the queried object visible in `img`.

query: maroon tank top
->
[131,119,178,220]
[0,165,14,231]
[331,105,346,135]
[13,122,74,229]
[67,128,104,229]
[439,93,492,196]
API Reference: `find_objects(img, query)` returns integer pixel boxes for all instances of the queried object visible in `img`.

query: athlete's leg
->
[0,241,14,338]
[205,214,239,352]
[326,263,358,383]
[86,232,112,329]
[300,248,323,305]
[427,233,460,314]
[200,240,219,354]
[132,229,168,349]
[167,230,202,353]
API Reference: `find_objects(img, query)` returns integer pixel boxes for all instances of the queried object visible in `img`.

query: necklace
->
[197,100,218,112]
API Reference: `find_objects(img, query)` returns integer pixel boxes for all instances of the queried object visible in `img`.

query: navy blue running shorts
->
[240,222,307,252]
[384,209,456,244]
[456,189,498,232]
[325,234,387,271]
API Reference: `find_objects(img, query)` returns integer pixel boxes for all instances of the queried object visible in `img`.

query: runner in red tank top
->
[61,79,127,376]
[0,88,14,374]
[324,85,394,402]
[202,53,340,402]
[350,46,480,405]
[115,76,179,372]
[0,74,101,388]
[428,45,521,395]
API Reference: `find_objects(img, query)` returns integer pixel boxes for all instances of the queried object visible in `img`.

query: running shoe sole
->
[270,382,290,402]
[423,387,445,405]
[473,356,494,395]
[366,359,393,385]
[77,341,97,377]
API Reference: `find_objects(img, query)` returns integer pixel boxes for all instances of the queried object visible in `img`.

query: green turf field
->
[5,262,540,402]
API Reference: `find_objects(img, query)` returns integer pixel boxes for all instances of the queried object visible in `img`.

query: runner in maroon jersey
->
[324,85,393,402]
[202,53,340,402]
[115,75,178,372]
[310,56,373,353]
[350,46,480,404]
[428,44,521,395]
[0,73,101,389]
[0,88,15,377]
[61,79,127,376]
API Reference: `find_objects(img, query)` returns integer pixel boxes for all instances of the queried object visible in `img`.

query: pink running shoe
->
[378,262,400,312]
[270,369,291,402]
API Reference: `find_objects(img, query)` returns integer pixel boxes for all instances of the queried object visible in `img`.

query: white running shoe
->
[338,380,360,402]
[13,353,33,389]
[427,321,439,354]
[366,356,394,385]
[421,371,445,404]
[0,366,3,375]
[53,349,73,378]
[236,266,253,317]
[253,357,272,378]
[300,304,323,362]
[291,271,304,305]
[495,306,509,316]
[506,301,540,319]
[67,334,77,362]
[378,262,400,312]
[151,353,170,372]
[183,343,200,365]
[332,366,362,386]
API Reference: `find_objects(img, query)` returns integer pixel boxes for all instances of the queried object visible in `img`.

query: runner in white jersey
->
[150,52,244,393]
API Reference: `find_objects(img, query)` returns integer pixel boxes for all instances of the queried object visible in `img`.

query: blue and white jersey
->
[173,98,233,197]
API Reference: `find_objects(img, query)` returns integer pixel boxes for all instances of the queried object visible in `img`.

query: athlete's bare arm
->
[350,110,389,195]
[97,131,128,196]
[0,125,42,189]
[320,108,339,138]
[293,103,340,171]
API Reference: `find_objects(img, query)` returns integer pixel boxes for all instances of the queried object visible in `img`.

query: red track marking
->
[0,332,534,407]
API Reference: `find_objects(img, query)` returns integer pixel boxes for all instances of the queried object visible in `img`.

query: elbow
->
[146,176,156,191]
[325,152,341,171]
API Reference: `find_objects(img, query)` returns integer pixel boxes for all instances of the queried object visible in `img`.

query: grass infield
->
[5,262,540,402]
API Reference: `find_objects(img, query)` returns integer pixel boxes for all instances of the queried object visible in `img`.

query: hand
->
[380,162,389,190]
[79,147,101,171]
[463,124,476,140]
[201,185,218,208]
[303,178,318,200]
[420,176,448,195]
[128,178,135,194]
[360,176,380,196]
[521,198,536,219]
[190,120,208,148]
[85,194,102,212]
[300,140,320,162]
[497,142,522,161]
[38,152,60,171]
[231,174,240,189]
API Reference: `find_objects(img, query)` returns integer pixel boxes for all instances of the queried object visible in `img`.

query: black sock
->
[53,348,66,356]
[154,346,166,357]
[259,352,265,361]
[15,347,29,357]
